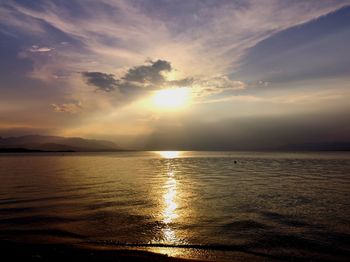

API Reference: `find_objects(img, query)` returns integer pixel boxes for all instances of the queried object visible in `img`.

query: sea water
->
[0,151,349,260]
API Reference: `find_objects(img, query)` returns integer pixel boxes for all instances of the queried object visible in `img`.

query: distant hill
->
[0,135,124,152]
[278,142,350,151]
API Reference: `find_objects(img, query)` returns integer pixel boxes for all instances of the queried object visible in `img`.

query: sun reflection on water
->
[160,154,179,243]
[163,176,177,224]
[158,151,181,159]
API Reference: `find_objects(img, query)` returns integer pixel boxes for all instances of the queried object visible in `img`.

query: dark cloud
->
[123,59,171,84]
[82,59,190,95]
[82,59,243,99]
[82,60,172,93]
[81,71,144,97]
[82,72,118,92]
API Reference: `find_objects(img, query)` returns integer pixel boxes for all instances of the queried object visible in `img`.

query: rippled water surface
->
[0,151,349,261]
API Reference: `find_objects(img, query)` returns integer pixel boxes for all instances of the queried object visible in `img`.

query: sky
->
[0,0,349,150]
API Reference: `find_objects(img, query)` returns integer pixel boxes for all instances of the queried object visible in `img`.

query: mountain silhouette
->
[0,135,124,152]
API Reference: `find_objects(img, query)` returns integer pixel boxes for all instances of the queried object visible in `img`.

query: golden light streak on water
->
[163,176,177,224]
[161,159,178,243]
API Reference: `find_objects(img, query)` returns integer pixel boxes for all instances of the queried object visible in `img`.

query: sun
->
[152,88,190,110]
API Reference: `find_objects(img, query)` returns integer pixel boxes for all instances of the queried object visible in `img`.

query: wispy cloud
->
[3,0,347,80]
[29,45,54,53]
[51,101,82,114]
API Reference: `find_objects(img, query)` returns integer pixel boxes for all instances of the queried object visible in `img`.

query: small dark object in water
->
[234,160,237,164]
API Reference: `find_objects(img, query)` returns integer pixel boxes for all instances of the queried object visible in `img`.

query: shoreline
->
[0,240,207,262]
[0,240,270,262]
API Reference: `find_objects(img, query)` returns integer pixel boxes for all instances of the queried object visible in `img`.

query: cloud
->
[1,0,349,141]
[81,59,244,100]
[192,75,245,97]
[82,72,118,92]
[51,101,82,114]
[4,0,347,79]
[2,0,347,98]
[167,78,194,87]
[29,45,54,53]
[82,59,173,93]
[81,59,191,94]
[123,59,171,84]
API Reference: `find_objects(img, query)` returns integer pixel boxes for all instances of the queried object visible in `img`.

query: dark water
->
[0,151,349,261]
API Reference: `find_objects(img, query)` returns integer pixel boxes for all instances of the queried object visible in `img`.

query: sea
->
[0,151,349,261]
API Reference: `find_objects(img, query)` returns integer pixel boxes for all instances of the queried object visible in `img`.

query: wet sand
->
[0,240,272,262]
[0,240,202,262]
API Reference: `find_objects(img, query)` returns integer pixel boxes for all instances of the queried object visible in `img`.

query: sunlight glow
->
[153,88,190,110]
[158,151,181,159]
